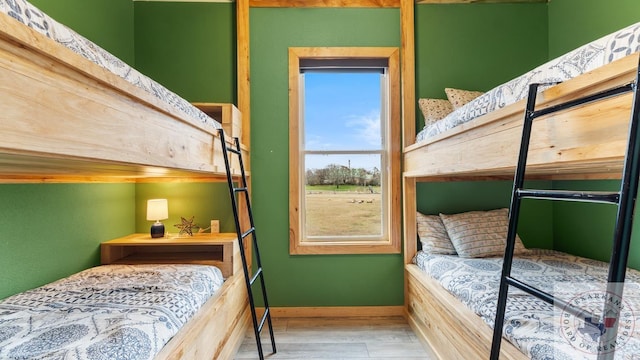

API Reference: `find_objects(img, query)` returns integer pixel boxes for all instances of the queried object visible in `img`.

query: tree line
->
[306,164,380,187]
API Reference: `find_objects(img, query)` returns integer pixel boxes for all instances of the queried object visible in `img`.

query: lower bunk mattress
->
[413,249,640,359]
[0,264,224,360]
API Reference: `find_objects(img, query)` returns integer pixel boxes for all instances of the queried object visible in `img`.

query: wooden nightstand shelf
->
[101,233,239,278]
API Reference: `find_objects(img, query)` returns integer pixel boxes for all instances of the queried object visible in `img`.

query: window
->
[289,47,401,255]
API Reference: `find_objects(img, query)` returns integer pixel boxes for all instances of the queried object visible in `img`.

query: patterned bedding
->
[414,250,640,359]
[0,0,221,130]
[416,22,640,142]
[0,264,224,360]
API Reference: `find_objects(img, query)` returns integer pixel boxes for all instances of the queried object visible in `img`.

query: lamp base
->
[150,222,165,238]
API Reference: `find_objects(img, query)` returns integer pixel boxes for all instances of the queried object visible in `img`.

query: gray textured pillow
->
[416,212,456,255]
[440,208,527,258]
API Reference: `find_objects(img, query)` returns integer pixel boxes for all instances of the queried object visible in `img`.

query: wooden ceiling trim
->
[249,0,400,7]
[137,0,546,3]
[416,0,546,3]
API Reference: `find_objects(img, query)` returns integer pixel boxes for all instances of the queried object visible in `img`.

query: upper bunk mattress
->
[416,22,640,143]
[414,249,640,359]
[0,0,221,131]
[0,264,224,360]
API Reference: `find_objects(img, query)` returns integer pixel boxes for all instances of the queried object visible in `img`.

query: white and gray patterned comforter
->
[414,250,640,359]
[416,22,640,142]
[0,264,224,360]
[0,0,221,130]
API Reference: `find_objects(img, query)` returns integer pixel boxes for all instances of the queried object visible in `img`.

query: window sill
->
[290,238,401,255]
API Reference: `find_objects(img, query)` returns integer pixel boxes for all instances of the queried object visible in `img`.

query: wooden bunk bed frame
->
[0,10,247,183]
[0,8,251,360]
[151,241,249,360]
[403,52,640,359]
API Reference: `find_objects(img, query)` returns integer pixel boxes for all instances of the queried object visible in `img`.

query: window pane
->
[304,153,382,238]
[304,72,382,151]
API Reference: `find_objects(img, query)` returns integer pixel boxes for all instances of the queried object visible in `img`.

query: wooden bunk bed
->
[0,7,247,182]
[102,235,250,360]
[405,52,638,181]
[0,2,250,359]
[403,36,640,360]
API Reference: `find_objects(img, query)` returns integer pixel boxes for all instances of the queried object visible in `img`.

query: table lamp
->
[147,199,168,238]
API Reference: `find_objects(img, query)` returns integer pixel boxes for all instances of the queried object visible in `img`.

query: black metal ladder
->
[219,129,276,360]
[490,60,640,360]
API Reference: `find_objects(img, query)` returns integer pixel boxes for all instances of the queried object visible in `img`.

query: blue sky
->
[303,71,382,171]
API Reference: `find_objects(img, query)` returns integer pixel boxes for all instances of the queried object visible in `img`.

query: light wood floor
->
[233,316,434,359]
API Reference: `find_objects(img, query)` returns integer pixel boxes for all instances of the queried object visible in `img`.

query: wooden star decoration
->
[174,216,197,236]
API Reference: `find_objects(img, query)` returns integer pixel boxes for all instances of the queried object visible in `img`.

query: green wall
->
[30,0,134,65]
[133,2,236,103]
[0,184,135,299]
[250,7,403,307]
[134,183,234,235]
[414,3,551,252]
[417,181,554,250]
[548,0,640,58]
[131,2,239,263]
[548,0,640,270]
[6,0,640,305]
[415,3,548,129]
[553,181,640,270]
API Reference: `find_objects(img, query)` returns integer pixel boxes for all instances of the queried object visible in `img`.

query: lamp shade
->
[146,199,168,221]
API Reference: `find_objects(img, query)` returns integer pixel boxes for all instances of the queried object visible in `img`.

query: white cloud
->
[346,110,381,147]
[305,134,334,150]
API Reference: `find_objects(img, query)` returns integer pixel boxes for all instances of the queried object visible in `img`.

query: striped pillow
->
[416,212,456,255]
[440,208,527,258]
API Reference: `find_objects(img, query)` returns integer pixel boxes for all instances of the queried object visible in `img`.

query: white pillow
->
[440,208,527,258]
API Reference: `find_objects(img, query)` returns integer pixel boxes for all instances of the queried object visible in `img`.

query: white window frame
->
[288,47,401,255]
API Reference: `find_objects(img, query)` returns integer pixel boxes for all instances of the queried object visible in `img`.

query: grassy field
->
[305,185,381,236]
